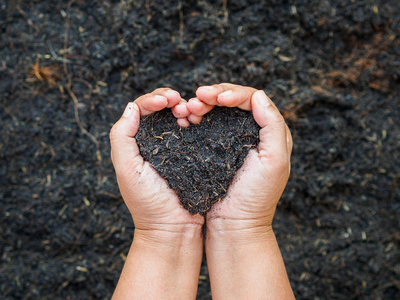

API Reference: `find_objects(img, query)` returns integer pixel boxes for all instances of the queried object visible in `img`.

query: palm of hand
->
[119,161,204,230]
[111,86,291,232]
[207,148,290,226]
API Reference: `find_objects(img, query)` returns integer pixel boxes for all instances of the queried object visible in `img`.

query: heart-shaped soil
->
[136,107,260,215]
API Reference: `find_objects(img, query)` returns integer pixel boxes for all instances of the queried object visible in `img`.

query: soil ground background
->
[1,0,399,299]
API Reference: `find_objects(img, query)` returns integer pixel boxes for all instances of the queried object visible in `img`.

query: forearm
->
[113,225,203,300]
[206,220,294,300]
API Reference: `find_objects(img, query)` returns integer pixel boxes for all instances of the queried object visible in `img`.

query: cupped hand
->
[187,84,293,231]
[110,88,204,235]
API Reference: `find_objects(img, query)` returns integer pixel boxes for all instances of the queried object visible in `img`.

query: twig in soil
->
[222,0,229,23]
[63,15,70,75]
[179,4,184,43]
[61,0,101,163]
[47,43,72,63]
[62,1,75,75]
[16,5,39,34]
[66,76,100,149]
[1,104,20,126]
[101,191,122,200]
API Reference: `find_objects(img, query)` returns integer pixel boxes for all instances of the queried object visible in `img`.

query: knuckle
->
[269,109,286,124]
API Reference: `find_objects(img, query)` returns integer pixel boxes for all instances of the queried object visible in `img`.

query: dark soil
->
[136,107,259,215]
[1,1,400,299]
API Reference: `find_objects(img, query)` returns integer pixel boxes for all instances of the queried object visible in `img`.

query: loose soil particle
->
[136,107,260,215]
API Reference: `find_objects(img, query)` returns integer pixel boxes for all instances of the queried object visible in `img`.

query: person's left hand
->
[185,84,292,231]
[110,88,204,239]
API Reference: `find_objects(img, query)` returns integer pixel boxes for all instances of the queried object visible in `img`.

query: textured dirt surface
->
[1,1,400,299]
[136,107,259,215]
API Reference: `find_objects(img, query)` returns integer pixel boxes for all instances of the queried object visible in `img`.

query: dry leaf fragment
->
[27,60,60,87]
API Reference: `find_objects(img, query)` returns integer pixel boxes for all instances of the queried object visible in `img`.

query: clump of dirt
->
[136,107,260,214]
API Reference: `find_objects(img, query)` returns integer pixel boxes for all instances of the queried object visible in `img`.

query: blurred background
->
[1,0,399,299]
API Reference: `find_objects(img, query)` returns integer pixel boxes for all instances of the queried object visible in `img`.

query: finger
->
[151,88,182,108]
[134,94,168,116]
[134,88,182,116]
[171,98,191,128]
[216,86,257,110]
[171,99,190,118]
[188,114,203,125]
[187,97,214,117]
[251,90,288,163]
[177,118,190,127]
[110,102,143,174]
[196,83,236,106]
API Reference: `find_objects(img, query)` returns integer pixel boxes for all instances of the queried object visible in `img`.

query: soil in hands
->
[136,107,260,215]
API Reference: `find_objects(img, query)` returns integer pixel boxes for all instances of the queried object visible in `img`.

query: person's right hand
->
[186,84,293,233]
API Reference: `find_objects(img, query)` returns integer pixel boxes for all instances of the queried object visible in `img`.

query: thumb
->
[251,91,288,164]
[110,102,144,174]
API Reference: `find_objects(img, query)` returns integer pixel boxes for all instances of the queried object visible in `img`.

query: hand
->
[110,88,204,236]
[187,84,295,299]
[186,83,293,232]
[110,89,204,300]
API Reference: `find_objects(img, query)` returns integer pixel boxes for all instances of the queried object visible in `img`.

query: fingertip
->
[216,90,234,106]
[111,102,140,143]
[217,90,233,99]
[188,114,203,125]
[154,95,168,106]
[187,98,201,114]
[196,86,218,105]
[197,85,215,95]
[187,98,214,116]
[217,87,255,110]
[165,90,181,107]
[252,90,288,161]
[251,90,272,127]
[172,103,190,118]
[196,88,207,101]
[122,102,135,118]
[177,118,190,128]
[132,102,139,112]
[131,102,140,131]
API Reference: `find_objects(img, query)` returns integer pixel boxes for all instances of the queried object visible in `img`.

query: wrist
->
[206,217,274,248]
[134,222,204,250]
[205,220,295,300]
[113,222,203,299]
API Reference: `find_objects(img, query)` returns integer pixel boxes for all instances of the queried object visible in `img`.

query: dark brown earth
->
[1,1,400,299]
[136,107,259,215]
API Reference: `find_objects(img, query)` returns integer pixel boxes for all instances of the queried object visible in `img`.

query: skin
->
[110,88,203,299]
[188,84,295,299]
[110,85,295,299]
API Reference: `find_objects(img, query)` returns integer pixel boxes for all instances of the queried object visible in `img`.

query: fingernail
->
[199,86,214,91]
[123,102,134,117]
[154,95,167,102]
[189,98,200,103]
[132,102,139,112]
[218,90,232,98]
[166,90,180,98]
[255,90,271,107]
